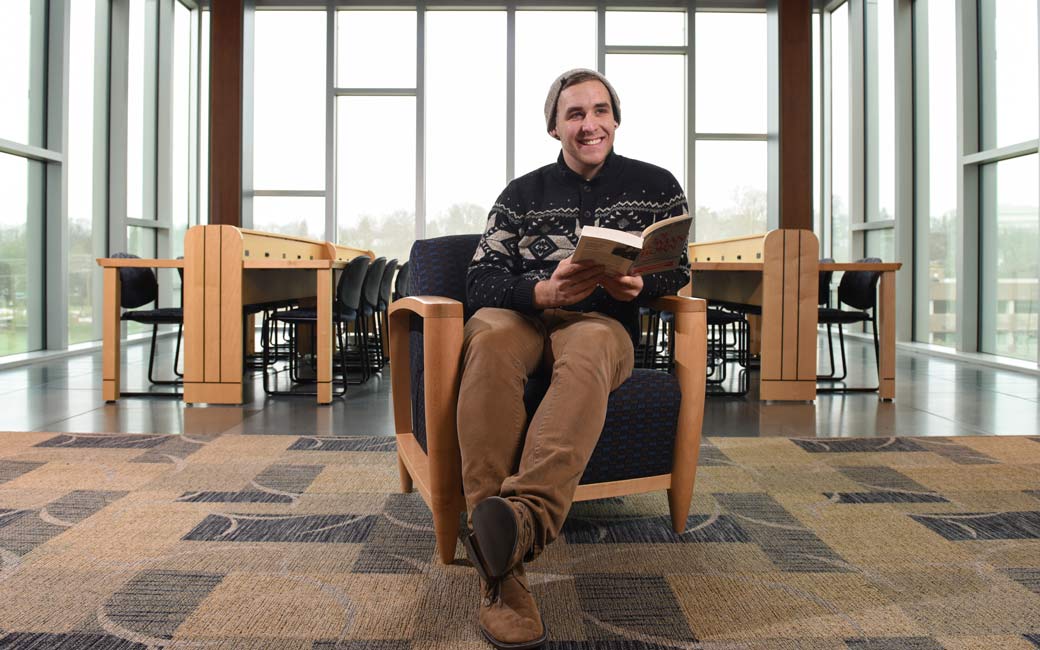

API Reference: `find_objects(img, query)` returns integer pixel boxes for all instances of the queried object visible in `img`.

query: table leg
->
[316,268,333,404]
[102,267,121,402]
[878,270,896,400]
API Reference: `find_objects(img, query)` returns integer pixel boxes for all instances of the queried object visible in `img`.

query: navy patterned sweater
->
[467,150,692,340]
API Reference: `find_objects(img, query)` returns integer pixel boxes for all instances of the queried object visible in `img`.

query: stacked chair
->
[387,234,708,564]
[704,306,750,396]
[261,254,371,396]
[817,257,883,393]
[112,252,183,396]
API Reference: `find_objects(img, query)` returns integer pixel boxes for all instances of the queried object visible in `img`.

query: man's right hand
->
[533,256,604,309]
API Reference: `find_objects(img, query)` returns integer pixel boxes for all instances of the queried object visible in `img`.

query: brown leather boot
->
[478,563,547,650]
[465,496,536,581]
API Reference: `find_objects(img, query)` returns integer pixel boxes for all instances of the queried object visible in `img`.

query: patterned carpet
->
[0,431,1039,650]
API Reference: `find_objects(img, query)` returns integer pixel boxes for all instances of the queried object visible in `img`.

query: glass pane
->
[515,11,596,176]
[337,11,415,88]
[979,0,1039,149]
[426,11,506,235]
[0,0,46,146]
[980,155,1038,362]
[694,141,767,242]
[200,10,209,224]
[253,197,325,241]
[253,10,325,191]
[830,3,850,263]
[813,13,822,239]
[914,0,957,348]
[695,12,767,134]
[606,54,686,191]
[606,11,685,46]
[69,0,104,345]
[172,1,192,260]
[869,0,895,221]
[865,228,895,262]
[0,153,45,356]
[127,0,154,220]
[337,97,416,263]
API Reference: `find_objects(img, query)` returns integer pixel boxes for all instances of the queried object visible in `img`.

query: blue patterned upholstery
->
[406,235,682,483]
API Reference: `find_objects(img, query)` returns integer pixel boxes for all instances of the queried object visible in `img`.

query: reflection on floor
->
[3,334,1037,439]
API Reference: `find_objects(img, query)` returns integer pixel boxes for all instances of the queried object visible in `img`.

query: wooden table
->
[99,226,373,405]
[686,230,901,401]
[98,257,185,402]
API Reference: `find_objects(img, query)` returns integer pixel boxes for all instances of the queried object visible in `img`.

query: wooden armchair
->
[388,234,708,564]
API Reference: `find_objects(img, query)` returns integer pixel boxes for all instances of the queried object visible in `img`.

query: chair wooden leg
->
[432,504,460,564]
[398,453,413,493]
[667,484,695,535]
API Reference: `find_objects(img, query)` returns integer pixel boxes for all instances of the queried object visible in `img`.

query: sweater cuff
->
[512,278,539,313]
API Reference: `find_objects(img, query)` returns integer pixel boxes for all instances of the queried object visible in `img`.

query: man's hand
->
[533,256,604,309]
[599,272,644,302]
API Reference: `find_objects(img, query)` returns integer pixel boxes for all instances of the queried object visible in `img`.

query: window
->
[515,11,596,176]
[695,11,768,241]
[913,0,957,348]
[979,0,1038,150]
[868,0,895,223]
[252,10,326,238]
[0,154,45,355]
[0,1,47,147]
[980,155,1038,362]
[425,11,507,237]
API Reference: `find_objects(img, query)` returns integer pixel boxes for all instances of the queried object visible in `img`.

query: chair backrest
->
[361,257,387,310]
[112,252,158,309]
[377,258,399,309]
[393,261,410,301]
[407,235,480,305]
[837,257,883,311]
[818,257,835,306]
[336,255,371,312]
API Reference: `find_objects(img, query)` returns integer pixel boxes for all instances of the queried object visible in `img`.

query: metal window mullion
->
[326,1,336,241]
[955,0,980,353]
[851,219,895,231]
[686,2,695,238]
[416,0,426,240]
[145,0,160,232]
[334,88,417,96]
[597,2,605,73]
[127,217,169,229]
[604,45,686,55]
[865,0,879,227]
[0,139,62,163]
[894,0,913,341]
[694,133,768,141]
[45,0,72,351]
[241,2,255,229]
[92,0,113,343]
[822,6,833,258]
[911,0,930,343]
[849,0,866,258]
[962,140,1040,166]
[506,4,515,183]
[251,189,326,197]
[187,3,199,229]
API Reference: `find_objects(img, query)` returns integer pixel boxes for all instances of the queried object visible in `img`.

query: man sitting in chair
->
[459,68,691,649]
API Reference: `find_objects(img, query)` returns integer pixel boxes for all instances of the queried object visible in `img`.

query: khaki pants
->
[457,307,635,557]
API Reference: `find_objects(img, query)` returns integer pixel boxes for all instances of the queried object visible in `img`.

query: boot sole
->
[470,496,520,580]
[480,623,548,650]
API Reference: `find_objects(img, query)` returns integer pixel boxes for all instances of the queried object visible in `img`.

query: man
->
[458,68,691,650]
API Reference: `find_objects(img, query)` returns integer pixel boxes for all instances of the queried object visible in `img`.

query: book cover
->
[572,213,691,276]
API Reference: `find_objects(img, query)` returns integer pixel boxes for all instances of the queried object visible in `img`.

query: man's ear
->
[549,129,560,140]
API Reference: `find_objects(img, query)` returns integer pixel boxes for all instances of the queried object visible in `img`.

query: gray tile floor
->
[5,333,1038,438]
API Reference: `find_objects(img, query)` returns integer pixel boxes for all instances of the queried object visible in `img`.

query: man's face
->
[550,79,617,180]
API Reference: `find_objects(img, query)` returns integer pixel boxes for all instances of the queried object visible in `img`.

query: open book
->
[572,213,692,276]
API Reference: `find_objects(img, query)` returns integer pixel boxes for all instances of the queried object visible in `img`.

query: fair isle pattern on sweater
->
[466,151,692,338]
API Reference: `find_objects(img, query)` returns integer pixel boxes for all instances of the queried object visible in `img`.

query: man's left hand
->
[599,273,643,302]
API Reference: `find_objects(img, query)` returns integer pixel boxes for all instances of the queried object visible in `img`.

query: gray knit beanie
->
[544,68,621,133]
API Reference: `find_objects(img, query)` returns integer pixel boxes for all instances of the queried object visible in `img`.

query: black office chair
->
[262,255,371,396]
[392,260,410,302]
[817,257,882,393]
[374,258,399,368]
[113,253,183,396]
[705,307,750,396]
[357,257,387,372]
[816,257,840,379]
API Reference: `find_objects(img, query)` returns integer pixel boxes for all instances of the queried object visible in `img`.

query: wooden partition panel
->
[759,230,818,400]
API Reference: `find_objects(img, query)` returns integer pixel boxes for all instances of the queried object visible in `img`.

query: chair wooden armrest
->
[387,295,466,563]
[646,295,708,532]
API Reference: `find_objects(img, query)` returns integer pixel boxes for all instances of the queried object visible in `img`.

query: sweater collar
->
[555,149,622,185]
